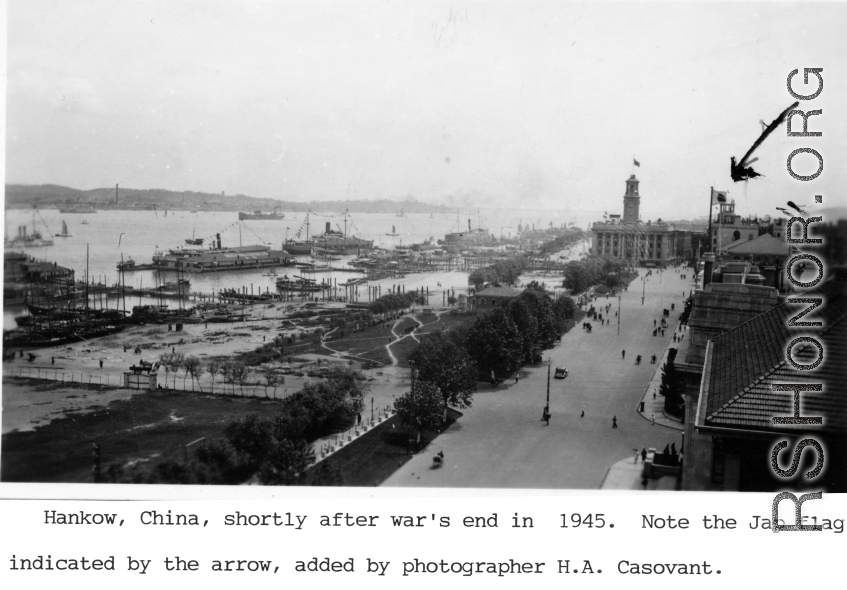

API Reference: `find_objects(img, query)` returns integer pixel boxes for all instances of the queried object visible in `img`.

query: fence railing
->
[14,367,291,398]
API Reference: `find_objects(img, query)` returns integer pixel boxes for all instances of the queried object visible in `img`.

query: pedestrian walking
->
[99,359,103,369]
[654,319,656,327]
[634,449,639,463]
[357,413,361,425]
[52,356,55,365]
[641,448,647,462]
[580,410,584,418]
[172,347,175,354]
[622,350,626,359]
[515,374,519,384]
[651,414,655,426]
[612,416,617,428]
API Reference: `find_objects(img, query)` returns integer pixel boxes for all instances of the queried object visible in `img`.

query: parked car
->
[554,367,569,379]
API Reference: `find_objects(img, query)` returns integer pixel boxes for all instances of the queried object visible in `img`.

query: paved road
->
[382,268,694,489]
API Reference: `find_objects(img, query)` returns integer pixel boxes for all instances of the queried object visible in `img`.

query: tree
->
[168,352,185,388]
[410,335,477,411]
[158,352,173,389]
[183,355,204,391]
[207,359,222,394]
[464,307,523,379]
[262,365,284,398]
[562,260,595,293]
[325,366,370,412]
[552,295,576,335]
[224,413,275,468]
[220,359,235,395]
[230,362,249,396]
[507,297,541,363]
[393,381,445,433]
[519,288,558,346]
[258,439,315,485]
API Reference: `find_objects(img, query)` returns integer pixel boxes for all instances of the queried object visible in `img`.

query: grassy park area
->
[1,377,288,483]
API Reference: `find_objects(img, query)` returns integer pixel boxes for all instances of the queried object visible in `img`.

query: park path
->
[383,312,426,366]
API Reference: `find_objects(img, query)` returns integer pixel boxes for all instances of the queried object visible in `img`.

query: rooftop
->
[699,278,847,433]
[475,283,520,298]
[725,233,793,256]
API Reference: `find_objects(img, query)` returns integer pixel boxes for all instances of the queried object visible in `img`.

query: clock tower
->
[622,174,640,223]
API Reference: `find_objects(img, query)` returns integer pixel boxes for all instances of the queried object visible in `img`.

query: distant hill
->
[4,184,445,214]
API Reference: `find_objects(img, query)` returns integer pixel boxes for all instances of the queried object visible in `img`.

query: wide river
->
[4,207,592,329]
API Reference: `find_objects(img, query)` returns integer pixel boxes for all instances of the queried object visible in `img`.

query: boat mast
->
[85,243,90,310]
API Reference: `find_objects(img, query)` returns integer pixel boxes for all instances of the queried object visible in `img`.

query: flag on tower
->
[711,188,728,205]
[633,158,640,167]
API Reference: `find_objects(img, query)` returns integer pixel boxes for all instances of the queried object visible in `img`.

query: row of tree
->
[157,352,286,397]
[369,291,424,315]
[104,367,368,485]
[561,257,634,294]
[462,284,577,376]
[468,257,530,289]
[393,284,578,433]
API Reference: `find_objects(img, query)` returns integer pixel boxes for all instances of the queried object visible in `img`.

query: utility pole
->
[408,360,416,454]
[545,360,551,415]
[642,275,646,305]
[617,294,621,335]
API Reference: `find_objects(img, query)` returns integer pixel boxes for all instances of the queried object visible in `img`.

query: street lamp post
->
[545,360,551,415]
[642,275,646,305]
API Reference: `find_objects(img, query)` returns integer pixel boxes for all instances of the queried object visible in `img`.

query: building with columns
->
[591,175,679,265]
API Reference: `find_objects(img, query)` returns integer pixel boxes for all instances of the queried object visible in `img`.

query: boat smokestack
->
[468,219,471,232]
[216,233,221,249]
[326,222,331,234]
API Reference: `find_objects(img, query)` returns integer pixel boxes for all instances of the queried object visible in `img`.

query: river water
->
[4,207,591,329]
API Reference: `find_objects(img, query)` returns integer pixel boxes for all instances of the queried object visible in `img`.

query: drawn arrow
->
[730,101,799,182]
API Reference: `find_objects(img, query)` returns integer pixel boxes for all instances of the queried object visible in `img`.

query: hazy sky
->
[5,1,847,220]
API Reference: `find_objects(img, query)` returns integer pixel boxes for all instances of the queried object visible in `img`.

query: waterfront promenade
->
[383,268,693,489]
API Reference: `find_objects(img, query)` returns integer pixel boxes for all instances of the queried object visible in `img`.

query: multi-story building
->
[679,269,846,491]
[710,203,788,253]
[591,175,678,265]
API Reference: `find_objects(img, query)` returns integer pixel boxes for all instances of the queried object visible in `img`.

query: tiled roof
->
[701,279,847,432]
[475,284,519,298]
[724,233,792,256]
[720,237,748,252]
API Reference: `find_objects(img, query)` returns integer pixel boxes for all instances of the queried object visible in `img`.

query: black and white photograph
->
[3,0,846,504]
